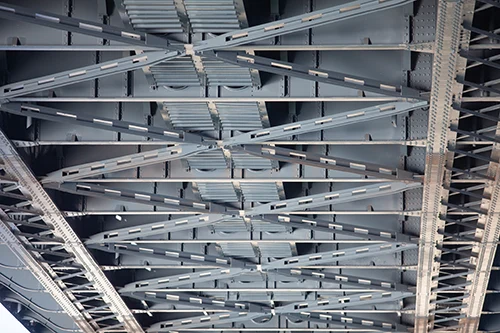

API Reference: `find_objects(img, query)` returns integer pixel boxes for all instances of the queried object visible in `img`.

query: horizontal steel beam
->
[287,312,407,331]
[0,43,434,52]
[9,97,409,102]
[13,140,428,147]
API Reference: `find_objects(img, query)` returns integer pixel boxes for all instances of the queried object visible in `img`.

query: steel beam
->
[49,182,418,217]
[194,0,414,51]
[286,312,407,331]
[215,52,424,99]
[0,2,171,50]
[86,212,409,245]
[147,312,263,331]
[0,129,144,332]
[0,103,203,145]
[0,51,179,99]
[0,0,418,100]
[42,144,210,183]
[224,102,427,146]
[85,214,225,244]
[458,97,500,329]
[260,214,412,242]
[246,182,421,215]
[0,42,434,52]
[274,268,408,292]
[46,182,228,214]
[0,0,412,53]
[240,145,417,182]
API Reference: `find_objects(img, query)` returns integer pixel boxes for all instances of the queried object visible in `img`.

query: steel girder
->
[0,129,144,332]
[414,0,474,331]
[0,0,423,99]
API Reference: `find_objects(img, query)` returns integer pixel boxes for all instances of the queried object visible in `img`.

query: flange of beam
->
[0,129,144,332]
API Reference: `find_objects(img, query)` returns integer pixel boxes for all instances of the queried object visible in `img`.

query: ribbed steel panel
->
[203,57,254,86]
[231,151,276,170]
[217,102,264,130]
[218,242,255,258]
[259,243,293,258]
[186,150,228,170]
[212,216,288,233]
[240,182,280,202]
[218,242,292,258]
[151,57,200,87]
[123,0,183,33]
[163,102,214,130]
[195,182,238,202]
[184,0,241,33]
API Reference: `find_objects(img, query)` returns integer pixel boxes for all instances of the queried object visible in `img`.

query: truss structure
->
[0,0,498,332]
